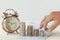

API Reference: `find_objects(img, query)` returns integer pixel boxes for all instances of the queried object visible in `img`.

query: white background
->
[0,0,60,40]
[0,0,60,23]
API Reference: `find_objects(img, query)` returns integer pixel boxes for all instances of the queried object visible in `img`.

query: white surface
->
[0,35,46,40]
[0,23,60,40]
[47,25,60,40]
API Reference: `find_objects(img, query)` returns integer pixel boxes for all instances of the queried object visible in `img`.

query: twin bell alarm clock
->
[2,9,20,34]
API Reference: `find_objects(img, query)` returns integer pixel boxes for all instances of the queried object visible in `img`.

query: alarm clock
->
[2,9,20,34]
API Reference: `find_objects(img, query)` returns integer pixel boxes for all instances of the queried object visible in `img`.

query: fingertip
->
[48,29,52,32]
[40,24,43,29]
[40,26,42,29]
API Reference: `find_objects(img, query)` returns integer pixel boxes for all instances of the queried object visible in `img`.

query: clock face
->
[5,16,20,30]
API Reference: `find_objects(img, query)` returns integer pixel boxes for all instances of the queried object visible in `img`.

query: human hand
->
[40,11,60,32]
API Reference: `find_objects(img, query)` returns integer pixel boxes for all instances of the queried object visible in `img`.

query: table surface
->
[47,25,60,40]
[0,26,60,40]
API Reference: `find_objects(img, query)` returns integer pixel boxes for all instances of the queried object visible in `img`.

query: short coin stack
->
[34,29,39,36]
[27,25,33,36]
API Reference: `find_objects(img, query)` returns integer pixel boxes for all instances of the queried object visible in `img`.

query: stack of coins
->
[27,25,33,36]
[39,30,45,37]
[34,29,39,36]
[19,22,26,36]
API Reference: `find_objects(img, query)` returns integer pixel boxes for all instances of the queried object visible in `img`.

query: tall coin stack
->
[19,22,26,36]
